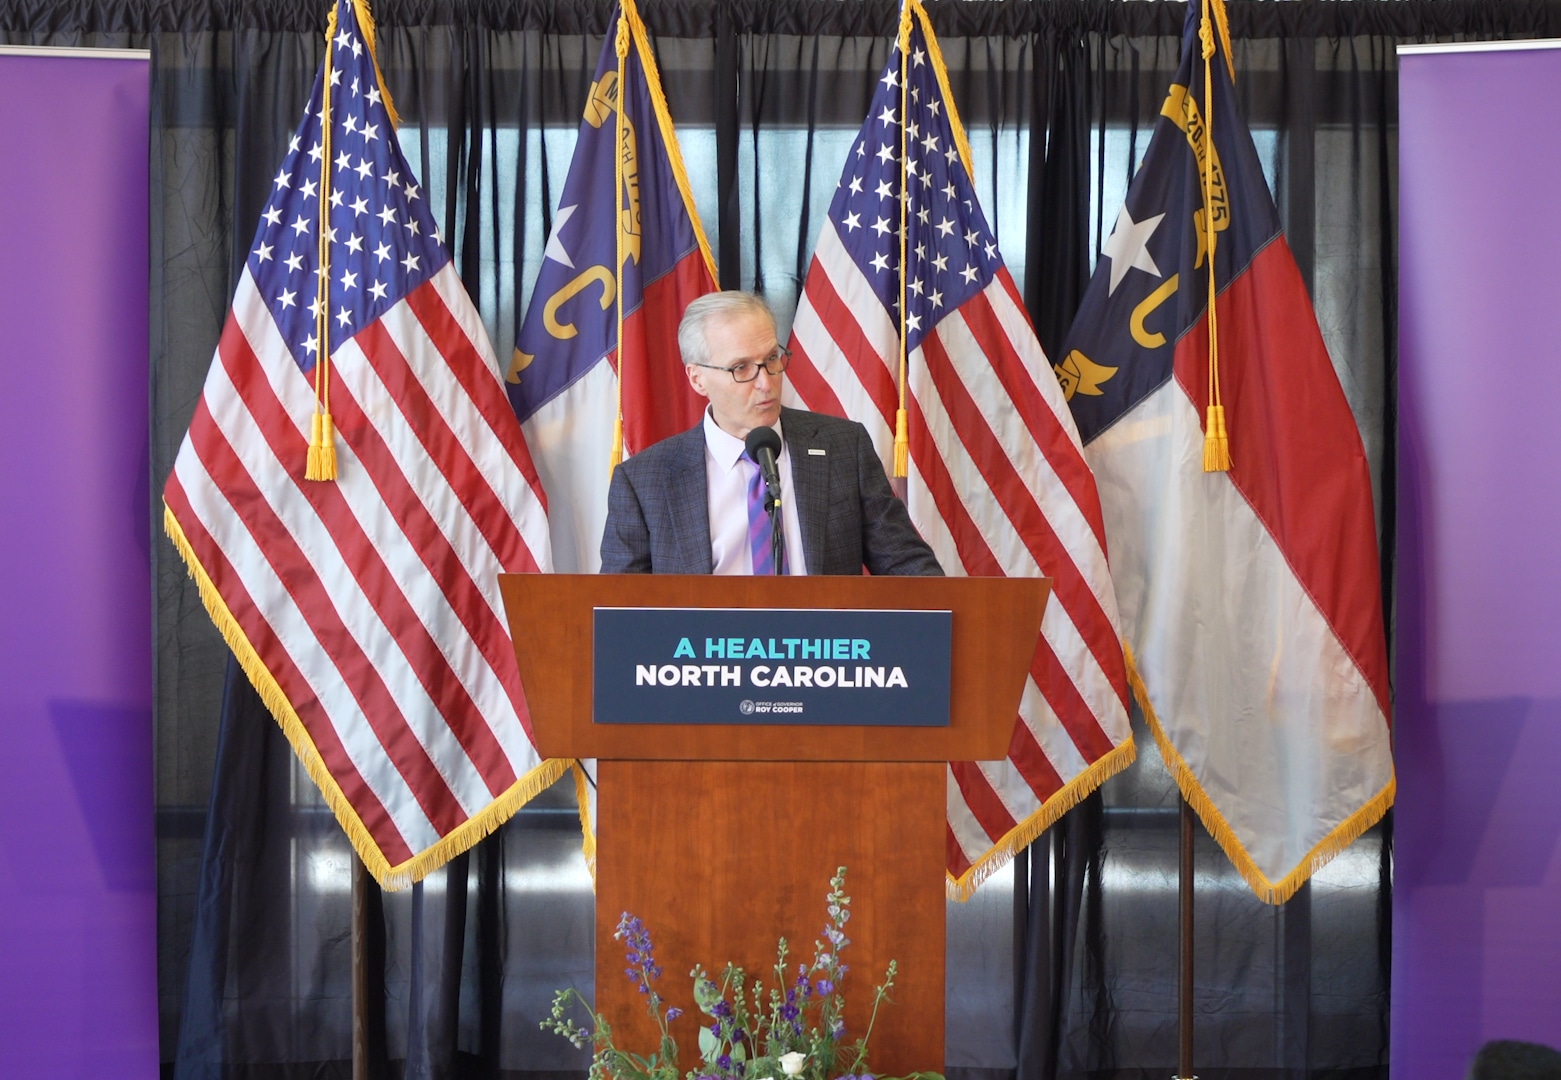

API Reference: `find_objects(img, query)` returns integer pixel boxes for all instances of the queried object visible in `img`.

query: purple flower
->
[717,1055,732,1070]
[713,1001,734,1018]
[816,979,834,995]
[666,1007,683,1021]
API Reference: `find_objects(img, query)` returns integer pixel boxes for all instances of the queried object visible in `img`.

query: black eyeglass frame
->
[690,347,792,383]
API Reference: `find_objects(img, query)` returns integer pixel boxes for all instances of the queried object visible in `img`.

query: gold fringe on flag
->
[891,0,913,479]
[608,13,631,475]
[306,2,341,481]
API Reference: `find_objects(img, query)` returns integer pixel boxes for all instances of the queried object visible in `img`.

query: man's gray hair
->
[678,291,776,367]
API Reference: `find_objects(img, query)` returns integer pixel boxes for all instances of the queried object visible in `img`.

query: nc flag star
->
[163,0,560,889]
[1058,0,1394,903]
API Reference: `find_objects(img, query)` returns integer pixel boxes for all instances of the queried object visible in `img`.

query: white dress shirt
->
[702,410,808,575]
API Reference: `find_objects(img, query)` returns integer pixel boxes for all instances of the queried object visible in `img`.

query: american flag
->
[785,0,1135,898]
[162,0,560,889]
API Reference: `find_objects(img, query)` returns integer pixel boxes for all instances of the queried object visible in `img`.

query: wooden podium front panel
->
[597,760,946,1078]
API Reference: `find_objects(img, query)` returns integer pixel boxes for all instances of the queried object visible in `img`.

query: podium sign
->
[593,606,953,726]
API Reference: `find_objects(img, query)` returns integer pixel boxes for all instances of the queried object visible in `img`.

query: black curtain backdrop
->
[6,1,1561,1077]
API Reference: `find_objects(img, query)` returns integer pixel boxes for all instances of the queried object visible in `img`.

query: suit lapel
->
[782,408,830,574]
[665,426,714,574]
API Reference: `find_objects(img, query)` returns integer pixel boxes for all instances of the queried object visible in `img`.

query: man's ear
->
[685,363,709,398]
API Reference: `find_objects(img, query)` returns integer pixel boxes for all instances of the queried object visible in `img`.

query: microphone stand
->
[766,491,786,575]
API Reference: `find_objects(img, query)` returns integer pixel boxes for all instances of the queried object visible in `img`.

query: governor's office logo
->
[739,699,756,715]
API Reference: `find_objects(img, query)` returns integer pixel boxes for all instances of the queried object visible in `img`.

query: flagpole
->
[1177,797,1195,1080]
[352,851,369,1080]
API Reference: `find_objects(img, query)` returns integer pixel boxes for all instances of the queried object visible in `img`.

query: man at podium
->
[600,291,943,578]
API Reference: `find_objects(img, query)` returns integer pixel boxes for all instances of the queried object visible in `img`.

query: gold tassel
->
[893,407,909,478]
[1202,403,1230,472]
[608,415,624,474]
[306,412,339,481]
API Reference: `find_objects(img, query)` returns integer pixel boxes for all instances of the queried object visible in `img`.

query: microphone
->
[744,426,784,511]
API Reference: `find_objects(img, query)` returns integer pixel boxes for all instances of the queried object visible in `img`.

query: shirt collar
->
[702,408,785,471]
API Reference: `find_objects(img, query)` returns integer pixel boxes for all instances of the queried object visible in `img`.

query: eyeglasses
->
[693,346,791,383]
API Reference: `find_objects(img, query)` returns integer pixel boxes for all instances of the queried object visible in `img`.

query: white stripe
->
[1088,382,1394,882]
[427,263,506,383]
[199,349,499,818]
[172,442,443,853]
[521,359,617,574]
[983,278,1090,455]
[1016,674,1091,780]
[946,765,998,863]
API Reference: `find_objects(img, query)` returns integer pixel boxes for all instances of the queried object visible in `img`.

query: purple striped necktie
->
[743,451,781,575]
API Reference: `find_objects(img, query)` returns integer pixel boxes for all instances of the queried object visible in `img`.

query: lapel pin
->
[808,448,826,456]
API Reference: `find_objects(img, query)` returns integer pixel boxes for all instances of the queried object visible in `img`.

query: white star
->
[403,181,420,201]
[343,114,359,135]
[272,168,291,191]
[262,206,283,227]
[906,312,922,332]
[355,158,373,180]
[875,179,893,201]
[291,215,311,237]
[906,158,919,179]
[880,67,900,90]
[335,28,351,48]
[544,204,578,267]
[285,252,304,273]
[304,331,319,356]
[308,141,323,162]
[911,85,921,104]
[936,217,955,238]
[401,252,420,274]
[912,47,926,66]
[929,289,943,309]
[432,227,443,245]
[367,85,382,107]
[1100,205,1166,295]
[384,168,401,188]
[960,263,979,284]
[943,181,957,200]
[350,36,363,58]
[361,123,378,143]
[326,226,337,244]
[336,150,352,171]
[253,241,273,263]
[917,206,930,225]
[964,228,980,248]
[914,242,926,260]
[843,212,862,232]
[985,241,997,260]
[373,242,392,264]
[946,145,958,165]
[932,252,949,273]
[876,143,895,164]
[336,305,353,327]
[329,189,344,208]
[351,77,360,96]
[909,277,924,296]
[300,178,318,199]
[378,206,397,227]
[278,288,296,309]
[848,175,863,196]
[869,251,890,273]
[330,67,342,86]
[404,219,420,237]
[340,269,358,291]
[922,133,940,154]
[878,105,897,128]
[287,134,300,153]
[369,280,388,302]
[929,100,941,116]
[346,234,364,254]
[871,216,891,238]
[350,196,368,216]
[855,143,866,159]
[906,119,920,140]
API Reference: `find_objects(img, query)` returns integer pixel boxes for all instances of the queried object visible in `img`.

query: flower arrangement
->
[543,867,939,1080]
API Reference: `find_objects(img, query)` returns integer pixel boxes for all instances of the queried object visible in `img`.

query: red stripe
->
[946,822,973,878]
[355,318,540,575]
[1005,713,1065,802]
[195,337,472,836]
[323,343,539,747]
[950,760,1018,843]
[167,454,418,866]
[919,328,1129,708]
[1030,641,1118,763]
[803,254,898,432]
[620,251,714,453]
[905,389,1003,576]
[402,279,549,512]
[1172,239,1391,718]
[221,322,524,796]
[963,280,1110,556]
[786,333,848,419]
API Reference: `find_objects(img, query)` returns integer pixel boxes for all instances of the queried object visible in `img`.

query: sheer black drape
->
[9,0,1561,1077]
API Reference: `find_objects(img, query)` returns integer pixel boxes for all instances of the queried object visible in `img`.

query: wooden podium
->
[499,574,1049,1077]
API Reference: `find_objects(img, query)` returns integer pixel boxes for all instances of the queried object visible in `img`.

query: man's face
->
[685,309,784,440]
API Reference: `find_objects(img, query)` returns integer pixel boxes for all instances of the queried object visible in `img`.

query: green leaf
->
[698,1027,720,1062]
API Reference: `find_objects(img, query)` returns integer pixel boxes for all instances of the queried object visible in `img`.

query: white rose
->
[780,1052,808,1078]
